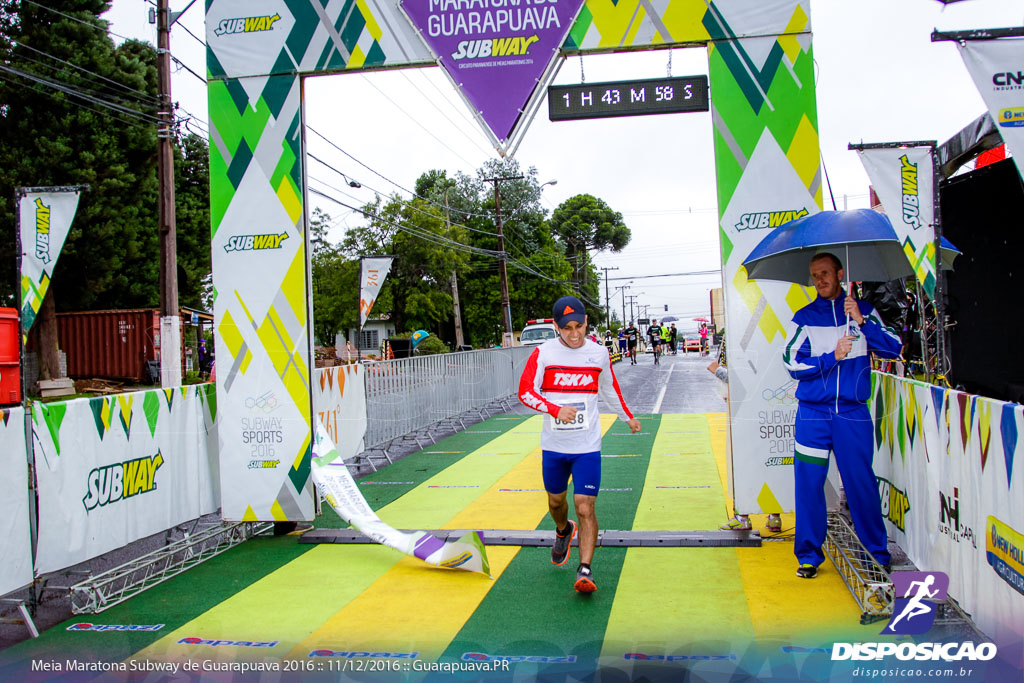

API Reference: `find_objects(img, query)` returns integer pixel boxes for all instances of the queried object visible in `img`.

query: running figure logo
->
[883,571,949,635]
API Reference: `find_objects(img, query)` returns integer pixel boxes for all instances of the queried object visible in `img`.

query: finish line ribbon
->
[311,419,491,576]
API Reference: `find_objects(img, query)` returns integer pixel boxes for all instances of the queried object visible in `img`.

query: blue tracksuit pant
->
[793,403,890,567]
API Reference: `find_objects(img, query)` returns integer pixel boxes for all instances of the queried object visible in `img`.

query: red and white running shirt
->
[518,338,634,454]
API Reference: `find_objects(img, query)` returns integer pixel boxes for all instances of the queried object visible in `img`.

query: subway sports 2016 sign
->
[548,76,709,121]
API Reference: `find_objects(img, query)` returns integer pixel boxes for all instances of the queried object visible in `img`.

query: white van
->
[519,318,558,346]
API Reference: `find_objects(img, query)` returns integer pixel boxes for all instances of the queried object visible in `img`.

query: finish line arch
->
[205,0,821,522]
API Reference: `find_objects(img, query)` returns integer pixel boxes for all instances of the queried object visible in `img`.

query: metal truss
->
[70,521,269,614]
[825,512,893,624]
[0,598,39,638]
[302,528,762,548]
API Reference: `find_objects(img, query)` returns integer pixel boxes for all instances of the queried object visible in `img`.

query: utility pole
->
[157,0,181,386]
[600,266,618,329]
[483,175,522,347]
[443,191,465,348]
[626,294,639,325]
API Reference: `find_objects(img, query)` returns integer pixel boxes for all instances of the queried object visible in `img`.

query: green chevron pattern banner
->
[209,70,315,522]
[205,0,814,518]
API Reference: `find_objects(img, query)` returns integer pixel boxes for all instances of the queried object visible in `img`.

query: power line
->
[0,63,163,124]
[12,40,161,106]
[1,74,156,132]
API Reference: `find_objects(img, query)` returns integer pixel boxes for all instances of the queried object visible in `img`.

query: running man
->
[623,321,640,365]
[519,296,642,593]
[647,319,664,365]
[887,575,940,632]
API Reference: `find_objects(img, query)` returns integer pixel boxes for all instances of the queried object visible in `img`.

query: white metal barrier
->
[362,347,532,452]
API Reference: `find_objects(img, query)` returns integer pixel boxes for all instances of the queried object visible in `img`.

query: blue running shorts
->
[542,450,601,497]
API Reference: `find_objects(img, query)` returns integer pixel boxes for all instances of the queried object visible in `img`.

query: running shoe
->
[796,564,818,579]
[551,520,577,566]
[719,515,751,531]
[765,514,782,533]
[575,565,597,593]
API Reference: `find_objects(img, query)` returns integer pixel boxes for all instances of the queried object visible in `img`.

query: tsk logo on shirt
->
[542,366,600,393]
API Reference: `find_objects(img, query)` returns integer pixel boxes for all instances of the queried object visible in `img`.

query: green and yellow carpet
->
[0,413,908,681]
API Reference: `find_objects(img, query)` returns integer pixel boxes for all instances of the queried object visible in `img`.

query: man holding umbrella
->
[783,252,902,578]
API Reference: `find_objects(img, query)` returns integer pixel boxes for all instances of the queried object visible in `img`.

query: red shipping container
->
[56,309,161,382]
[0,307,20,405]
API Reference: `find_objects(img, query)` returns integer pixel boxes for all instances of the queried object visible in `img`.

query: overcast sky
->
[104,0,1023,329]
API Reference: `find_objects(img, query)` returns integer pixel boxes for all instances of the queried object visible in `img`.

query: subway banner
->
[206,0,816,518]
[857,147,937,297]
[0,408,33,596]
[18,188,82,335]
[31,385,220,573]
[956,37,1024,183]
[311,418,490,575]
[870,373,1024,666]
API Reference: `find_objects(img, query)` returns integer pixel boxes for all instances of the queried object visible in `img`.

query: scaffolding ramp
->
[69,521,270,614]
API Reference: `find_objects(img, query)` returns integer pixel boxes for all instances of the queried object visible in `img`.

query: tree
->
[173,132,212,309]
[549,194,631,298]
[424,160,576,346]
[0,2,212,314]
[339,193,469,337]
[309,207,358,345]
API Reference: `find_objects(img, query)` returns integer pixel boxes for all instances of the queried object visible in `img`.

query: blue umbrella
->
[742,209,914,286]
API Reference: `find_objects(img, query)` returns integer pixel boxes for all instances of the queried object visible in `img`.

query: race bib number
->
[551,403,589,432]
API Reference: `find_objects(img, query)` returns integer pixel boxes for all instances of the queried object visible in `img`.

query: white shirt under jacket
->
[518,338,634,454]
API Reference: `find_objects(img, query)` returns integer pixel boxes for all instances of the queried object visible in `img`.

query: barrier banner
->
[956,37,1024,183]
[18,188,82,334]
[359,257,393,329]
[0,407,33,596]
[32,385,220,573]
[857,147,937,297]
[870,374,1024,663]
[311,418,490,575]
[313,364,367,462]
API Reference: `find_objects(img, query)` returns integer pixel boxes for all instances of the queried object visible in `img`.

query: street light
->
[540,179,558,189]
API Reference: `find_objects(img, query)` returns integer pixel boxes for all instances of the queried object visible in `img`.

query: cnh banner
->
[359,256,393,329]
[956,37,1024,183]
[857,147,937,297]
[18,187,83,334]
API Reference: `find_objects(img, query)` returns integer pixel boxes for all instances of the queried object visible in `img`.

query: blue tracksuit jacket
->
[783,290,902,567]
